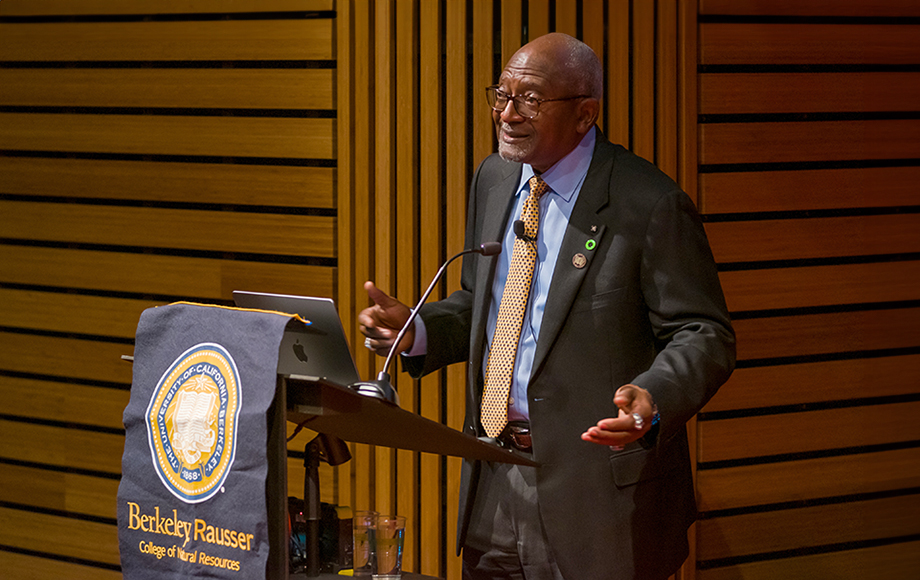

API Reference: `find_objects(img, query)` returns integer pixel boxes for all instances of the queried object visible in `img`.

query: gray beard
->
[497,139,531,164]
[496,122,533,163]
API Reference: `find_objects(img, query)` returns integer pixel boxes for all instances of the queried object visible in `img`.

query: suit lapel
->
[531,137,616,378]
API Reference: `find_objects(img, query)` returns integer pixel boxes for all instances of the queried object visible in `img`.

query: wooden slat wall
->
[13,1,916,580]
[0,1,338,578]
[336,2,690,579]
[0,1,691,579]
[695,1,920,579]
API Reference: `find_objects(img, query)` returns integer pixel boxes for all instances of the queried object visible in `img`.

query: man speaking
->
[359,33,735,580]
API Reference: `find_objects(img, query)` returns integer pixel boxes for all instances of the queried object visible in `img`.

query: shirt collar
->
[518,126,596,201]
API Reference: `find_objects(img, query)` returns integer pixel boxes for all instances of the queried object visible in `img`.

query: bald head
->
[509,33,603,101]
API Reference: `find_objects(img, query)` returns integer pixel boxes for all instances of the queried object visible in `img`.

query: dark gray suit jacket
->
[405,131,735,580]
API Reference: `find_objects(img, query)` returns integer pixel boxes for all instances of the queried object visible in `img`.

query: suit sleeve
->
[631,189,736,444]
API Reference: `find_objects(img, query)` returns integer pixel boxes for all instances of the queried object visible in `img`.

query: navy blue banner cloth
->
[117,302,299,579]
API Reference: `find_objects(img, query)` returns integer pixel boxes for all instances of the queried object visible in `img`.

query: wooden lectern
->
[267,374,537,580]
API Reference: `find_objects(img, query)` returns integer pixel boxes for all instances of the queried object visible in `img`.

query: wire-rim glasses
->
[485,85,590,119]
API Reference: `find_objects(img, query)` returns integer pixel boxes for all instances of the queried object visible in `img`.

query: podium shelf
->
[285,377,537,467]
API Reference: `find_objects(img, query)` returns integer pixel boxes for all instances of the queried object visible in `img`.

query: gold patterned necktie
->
[481,175,548,438]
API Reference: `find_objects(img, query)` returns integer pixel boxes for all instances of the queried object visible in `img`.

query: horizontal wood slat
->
[697,540,920,580]
[0,507,119,567]
[719,261,920,312]
[700,0,920,17]
[697,446,920,512]
[0,113,335,159]
[0,246,335,301]
[700,120,920,165]
[700,23,920,65]
[0,419,124,474]
[0,68,335,110]
[700,72,920,115]
[0,289,161,339]
[0,550,122,580]
[704,354,920,413]
[697,494,920,561]
[4,376,128,431]
[0,463,120,520]
[0,157,335,208]
[700,166,920,214]
[0,201,335,258]
[699,401,920,463]
[0,0,334,15]
[733,307,920,361]
[0,19,333,61]
[0,333,132,384]
[705,214,920,263]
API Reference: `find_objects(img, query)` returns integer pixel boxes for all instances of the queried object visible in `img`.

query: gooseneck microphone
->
[352,241,502,404]
[513,220,536,243]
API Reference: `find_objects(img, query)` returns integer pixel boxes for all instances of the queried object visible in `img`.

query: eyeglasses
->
[485,86,590,119]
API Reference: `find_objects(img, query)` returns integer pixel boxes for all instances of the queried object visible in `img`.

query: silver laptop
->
[232,291,361,386]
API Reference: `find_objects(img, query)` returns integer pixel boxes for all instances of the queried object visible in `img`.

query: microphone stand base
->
[350,373,400,406]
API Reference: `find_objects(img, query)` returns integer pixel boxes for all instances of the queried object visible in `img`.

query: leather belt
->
[499,422,532,452]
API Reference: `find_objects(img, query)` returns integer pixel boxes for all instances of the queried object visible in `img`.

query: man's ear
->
[576,98,601,133]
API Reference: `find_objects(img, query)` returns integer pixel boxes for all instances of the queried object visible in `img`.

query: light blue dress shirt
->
[486,127,596,421]
[408,127,596,423]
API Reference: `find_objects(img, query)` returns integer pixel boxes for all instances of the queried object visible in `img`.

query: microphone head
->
[512,220,526,239]
[479,241,502,256]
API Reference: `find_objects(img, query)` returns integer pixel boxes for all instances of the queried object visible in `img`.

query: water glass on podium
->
[373,515,405,579]
[353,510,378,578]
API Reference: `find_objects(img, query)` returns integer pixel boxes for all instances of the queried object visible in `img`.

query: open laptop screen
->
[232,291,361,386]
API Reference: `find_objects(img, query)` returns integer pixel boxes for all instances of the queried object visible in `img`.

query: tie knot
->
[528,175,548,199]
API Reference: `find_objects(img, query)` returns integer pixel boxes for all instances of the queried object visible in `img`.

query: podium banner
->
[117,302,298,579]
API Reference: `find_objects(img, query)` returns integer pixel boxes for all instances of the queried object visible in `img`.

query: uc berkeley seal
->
[146,343,241,503]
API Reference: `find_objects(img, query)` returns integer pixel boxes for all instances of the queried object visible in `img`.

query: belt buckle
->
[506,424,532,452]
